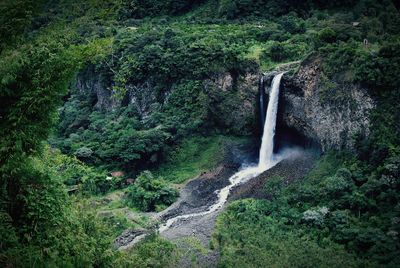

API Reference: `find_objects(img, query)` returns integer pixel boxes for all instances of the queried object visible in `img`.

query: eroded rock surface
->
[75,66,260,135]
[114,228,147,250]
[279,56,375,150]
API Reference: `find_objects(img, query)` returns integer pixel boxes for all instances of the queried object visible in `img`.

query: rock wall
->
[74,66,260,135]
[75,65,119,111]
[75,65,159,119]
[74,56,374,151]
[202,72,259,135]
[277,56,375,151]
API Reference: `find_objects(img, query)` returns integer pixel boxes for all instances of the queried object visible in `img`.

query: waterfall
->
[159,73,285,233]
[258,73,284,169]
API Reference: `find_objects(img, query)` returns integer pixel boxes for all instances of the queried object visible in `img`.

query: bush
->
[318,27,337,44]
[114,235,181,267]
[38,147,113,194]
[354,41,400,91]
[213,199,367,267]
[215,150,400,265]
[56,101,170,170]
[0,158,117,267]
[302,207,329,227]
[279,16,306,34]
[264,41,308,63]
[125,171,178,212]
[269,43,287,62]
[82,172,120,195]
[264,175,285,199]
[75,146,93,159]
[323,175,354,197]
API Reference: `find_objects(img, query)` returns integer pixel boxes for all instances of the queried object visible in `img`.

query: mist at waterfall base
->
[159,73,298,233]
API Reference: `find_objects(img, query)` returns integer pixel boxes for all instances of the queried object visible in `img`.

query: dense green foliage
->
[0,29,112,268]
[120,0,206,18]
[114,234,181,267]
[1,0,399,266]
[2,152,115,266]
[214,150,400,266]
[54,0,400,172]
[155,136,225,183]
[213,199,367,267]
[38,146,120,196]
[125,171,179,212]
[120,0,359,20]
[0,0,46,50]
[53,98,170,170]
[209,2,400,265]
[53,13,314,170]
[52,23,266,169]
[0,0,175,266]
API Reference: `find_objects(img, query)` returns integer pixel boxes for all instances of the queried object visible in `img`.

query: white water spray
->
[159,73,285,233]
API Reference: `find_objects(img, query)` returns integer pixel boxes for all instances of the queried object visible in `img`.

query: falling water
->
[159,73,285,233]
[258,72,284,170]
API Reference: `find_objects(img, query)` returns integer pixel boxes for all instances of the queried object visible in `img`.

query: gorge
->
[159,73,285,233]
[115,73,290,252]
[1,1,399,267]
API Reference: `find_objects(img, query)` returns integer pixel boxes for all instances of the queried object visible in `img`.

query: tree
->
[125,171,178,211]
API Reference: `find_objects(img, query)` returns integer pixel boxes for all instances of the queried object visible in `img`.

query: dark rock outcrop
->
[74,56,375,151]
[75,65,159,119]
[229,149,319,201]
[74,66,260,135]
[273,56,374,151]
[75,65,119,111]
[202,72,260,135]
[114,228,147,250]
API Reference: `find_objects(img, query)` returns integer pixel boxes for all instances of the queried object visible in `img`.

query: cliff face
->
[75,66,158,119]
[74,66,259,135]
[74,56,374,151]
[75,66,119,111]
[202,72,259,135]
[279,56,375,151]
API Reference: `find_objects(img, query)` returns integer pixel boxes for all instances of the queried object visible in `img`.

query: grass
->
[76,189,153,237]
[244,44,264,62]
[154,135,227,184]
[175,236,210,266]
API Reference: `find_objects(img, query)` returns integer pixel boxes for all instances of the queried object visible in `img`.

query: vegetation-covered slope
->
[1,0,399,267]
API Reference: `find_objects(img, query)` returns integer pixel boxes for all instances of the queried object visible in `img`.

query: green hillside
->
[1,0,399,267]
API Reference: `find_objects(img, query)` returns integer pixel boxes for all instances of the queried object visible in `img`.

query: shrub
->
[323,175,354,197]
[75,146,94,159]
[125,171,178,212]
[302,207,329,227]
[354,41,400,91]
[336,168,352,180]
[318,27,337,44]
[213,199,366,267]
[264,175,285,199]
[114,235,180,267]
[82,172,120,195]
[269,43,287,62]
[56,100,170,170]
[279,16,306,34]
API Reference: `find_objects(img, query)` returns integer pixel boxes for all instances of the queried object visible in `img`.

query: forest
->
[1,0,399,267]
